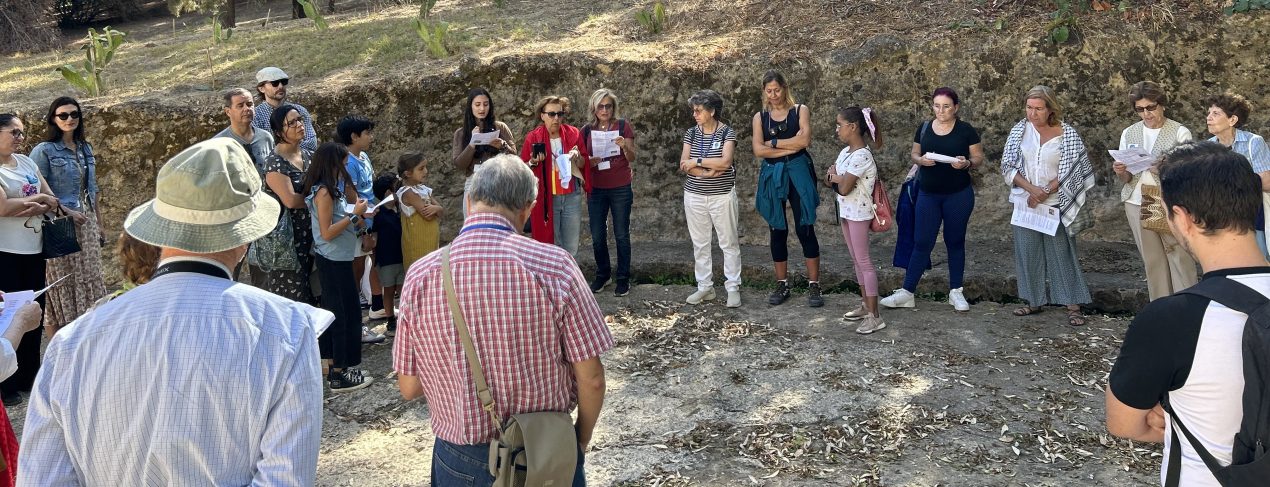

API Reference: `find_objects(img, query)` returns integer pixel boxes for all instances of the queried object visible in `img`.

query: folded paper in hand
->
[923,152,961,164]
[1011,200,1061,236]
[1107,149,1156,175]
[469,130,501,146]
[590,130,622,159]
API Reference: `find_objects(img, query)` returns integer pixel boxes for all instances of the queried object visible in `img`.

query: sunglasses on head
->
[542,111,565,118]
[1133,103,1160,113]
[264,79,289,88]
[55,111,81,121]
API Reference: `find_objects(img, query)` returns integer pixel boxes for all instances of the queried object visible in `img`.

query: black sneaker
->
[589,276,610,293]
[807,282,824,308]
[768,280,791,305]
[614,279,630,297]
[1,391,20,407]
[329,368,374,393]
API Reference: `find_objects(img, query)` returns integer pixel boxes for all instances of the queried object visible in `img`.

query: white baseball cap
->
[255,67,289,84]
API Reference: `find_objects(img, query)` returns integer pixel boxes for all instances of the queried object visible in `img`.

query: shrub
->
[55,26,126,97]
[635,1,667,34]
[0,0,59,54]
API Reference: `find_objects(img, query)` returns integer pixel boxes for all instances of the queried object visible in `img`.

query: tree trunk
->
[327,0,335,14]
[219,0,236,29]
[292,0,306,19]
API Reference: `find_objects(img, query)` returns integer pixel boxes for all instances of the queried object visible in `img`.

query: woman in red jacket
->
[520,95,591,256]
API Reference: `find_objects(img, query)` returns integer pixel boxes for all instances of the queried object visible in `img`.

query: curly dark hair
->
[1203,92,1252,128]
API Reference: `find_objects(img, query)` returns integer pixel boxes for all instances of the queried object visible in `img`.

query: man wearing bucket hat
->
[18,138,332,485]
[253,66,318,152]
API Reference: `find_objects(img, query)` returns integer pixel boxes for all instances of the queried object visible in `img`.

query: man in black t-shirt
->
[1106,141,1269,486]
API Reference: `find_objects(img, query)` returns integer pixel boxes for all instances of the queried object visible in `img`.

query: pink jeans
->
[840,218,878,297]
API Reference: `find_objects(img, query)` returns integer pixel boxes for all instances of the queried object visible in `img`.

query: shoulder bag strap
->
[1162,393,1228,483]
[441,245,505,433]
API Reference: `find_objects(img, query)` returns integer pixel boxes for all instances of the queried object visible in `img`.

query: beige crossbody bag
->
[441,246,579,487]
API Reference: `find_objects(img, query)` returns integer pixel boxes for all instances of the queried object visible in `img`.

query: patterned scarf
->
[1000,119,1096,233]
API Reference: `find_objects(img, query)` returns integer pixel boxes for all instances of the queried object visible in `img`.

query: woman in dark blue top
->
[880,87,986,312]
[751,70,823,308]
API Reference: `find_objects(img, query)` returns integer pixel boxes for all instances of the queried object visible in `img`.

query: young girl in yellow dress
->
[396,152,443,270]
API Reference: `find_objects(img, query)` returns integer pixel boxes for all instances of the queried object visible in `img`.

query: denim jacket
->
[30,140,99,211]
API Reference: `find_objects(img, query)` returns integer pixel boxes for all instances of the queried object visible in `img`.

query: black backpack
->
[1164,276,1270,486]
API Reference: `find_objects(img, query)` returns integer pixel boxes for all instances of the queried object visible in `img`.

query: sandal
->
[1067,308,1087,327]
[1012,306,1043,317]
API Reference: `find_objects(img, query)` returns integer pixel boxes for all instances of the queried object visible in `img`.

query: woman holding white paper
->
[0,113,59,406]
[452,87,517,177]
[1112,81,1196,301]
[881,87,984,312]
[1203,91,1270,259]
[519,95,591,256]
[1000,85,1093,326]
[582,89,637,296]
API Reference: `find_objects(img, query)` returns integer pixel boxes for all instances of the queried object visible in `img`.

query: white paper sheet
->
[1108,148,1157,175]
[598,161,611,171]
[469,130,501,146]
[555,153,572,189]
[371,194,395,212]
[1011,200,1061,236]
[590,130,622,158]
[0,290,35,332]
[923,152,961,164]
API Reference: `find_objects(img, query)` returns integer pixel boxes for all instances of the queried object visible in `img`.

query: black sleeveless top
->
[761,105,809,161]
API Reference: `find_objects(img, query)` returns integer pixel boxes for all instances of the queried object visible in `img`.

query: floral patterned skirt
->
[44,212,107,328]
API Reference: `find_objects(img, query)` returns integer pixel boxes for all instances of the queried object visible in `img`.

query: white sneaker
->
[686,288,716,305]
[879,289,915,309]
[855,315,887,334]
[368,308,390,320]
[726,290,741,308]
[843,305,869,321]
[361,326,386,344]
[948,288,970,312]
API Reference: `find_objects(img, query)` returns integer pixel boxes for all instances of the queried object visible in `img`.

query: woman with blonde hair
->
[752,70,823,308]
[1000,85,1095,326]
[519,95,591,256]
[582,88,637,296]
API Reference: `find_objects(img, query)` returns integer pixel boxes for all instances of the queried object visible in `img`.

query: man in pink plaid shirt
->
[393,154,614,486]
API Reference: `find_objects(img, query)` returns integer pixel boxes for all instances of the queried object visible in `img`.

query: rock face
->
[16,17,1270,286]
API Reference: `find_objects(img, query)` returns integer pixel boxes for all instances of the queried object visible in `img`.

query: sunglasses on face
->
[597,103,614,111]
[55,111,81,121]
[1134,103,1160,113]
[265,79,289,88]
[542,111,565,118]
[1,129,24,139]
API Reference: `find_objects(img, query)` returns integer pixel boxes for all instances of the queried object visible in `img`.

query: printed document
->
[1011,200,1061,236]
[469,130,501,146]
[1108,148,1156,175]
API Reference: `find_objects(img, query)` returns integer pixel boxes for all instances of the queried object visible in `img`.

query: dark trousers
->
[588,185,633,281]
[769,180,820,262]
[0,252,45,395]
[314,255,362,370]
[903,185,975,291]
[432,437,585,487]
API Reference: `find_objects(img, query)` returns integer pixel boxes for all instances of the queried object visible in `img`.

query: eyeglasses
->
[264,79,289,88]
[0,129,24,139]
[596,103,614,111]
[542,111,565,118]
[1133,103,1160,113]
[55,111,81,121]
[285,118,304,128]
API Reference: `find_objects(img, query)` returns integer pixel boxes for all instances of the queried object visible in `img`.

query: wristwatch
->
[770,138,778,148]
[348,214,360,225]
[696,158,702,166]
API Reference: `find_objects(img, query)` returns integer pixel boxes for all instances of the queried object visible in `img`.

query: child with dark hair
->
[370,173,404,335]
[396,152,443,270]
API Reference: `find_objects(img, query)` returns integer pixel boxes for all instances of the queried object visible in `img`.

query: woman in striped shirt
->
[678,89,742,308]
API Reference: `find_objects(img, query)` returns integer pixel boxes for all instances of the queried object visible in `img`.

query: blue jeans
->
[588,185,633,281]
[903,185,975,292]
[553,192,583,258]
[432,438,586,487]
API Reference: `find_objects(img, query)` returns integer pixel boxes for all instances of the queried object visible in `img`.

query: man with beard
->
[252,67,317,152]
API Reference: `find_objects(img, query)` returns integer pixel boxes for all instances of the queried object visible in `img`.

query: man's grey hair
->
[223,88,253,107]
[465,154,538,212]
[688,89,724,120]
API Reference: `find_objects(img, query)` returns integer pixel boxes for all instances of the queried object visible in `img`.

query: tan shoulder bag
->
[441,246,579,487]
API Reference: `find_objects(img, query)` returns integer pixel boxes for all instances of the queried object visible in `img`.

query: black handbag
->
[29,207,82,259]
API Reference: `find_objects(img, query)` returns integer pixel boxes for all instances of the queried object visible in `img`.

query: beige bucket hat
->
[124,138,280,253]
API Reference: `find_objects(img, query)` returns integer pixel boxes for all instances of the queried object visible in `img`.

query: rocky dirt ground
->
[311,284,1157,486]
